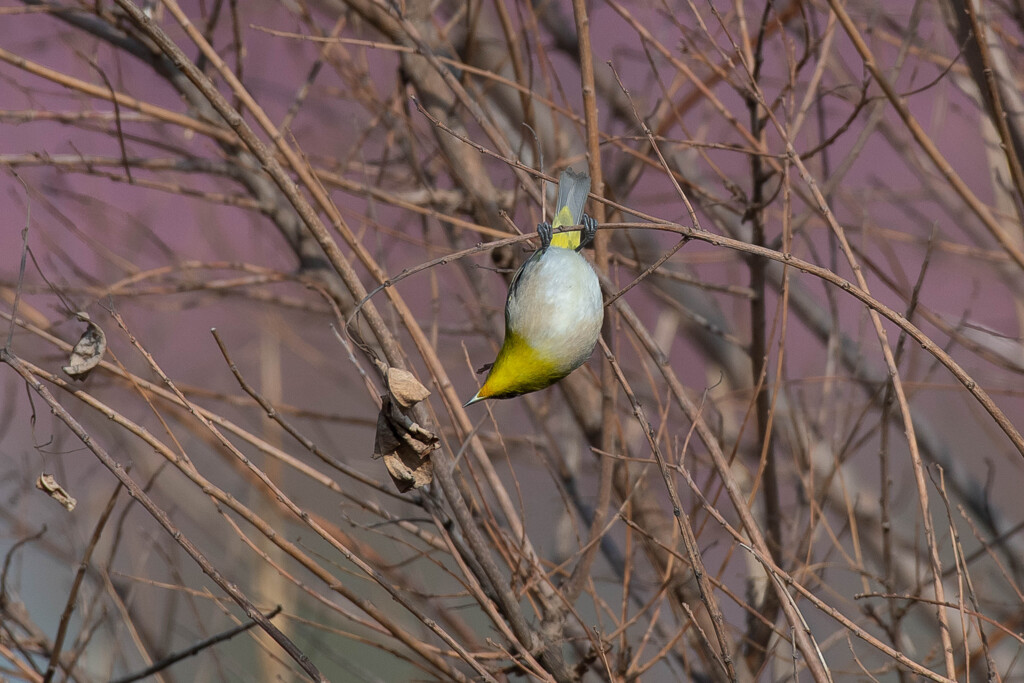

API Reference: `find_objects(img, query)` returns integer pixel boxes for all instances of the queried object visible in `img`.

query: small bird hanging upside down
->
[465,169,604,406]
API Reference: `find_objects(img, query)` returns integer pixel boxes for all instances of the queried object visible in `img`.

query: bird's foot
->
[576,214,598,251]
[537,221,553,252]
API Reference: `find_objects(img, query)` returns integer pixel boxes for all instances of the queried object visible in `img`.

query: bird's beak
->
[463,392,484,407]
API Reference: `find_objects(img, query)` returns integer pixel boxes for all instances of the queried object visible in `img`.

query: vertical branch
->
[950,0,1024,229]
[562,0,615,612]
[742,2,783,671]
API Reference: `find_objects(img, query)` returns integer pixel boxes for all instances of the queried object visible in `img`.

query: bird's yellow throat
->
[472,330,562,400]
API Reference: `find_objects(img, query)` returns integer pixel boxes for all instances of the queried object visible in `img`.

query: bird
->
[465,169,604,406]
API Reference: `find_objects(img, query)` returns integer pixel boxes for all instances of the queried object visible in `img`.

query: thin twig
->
[42,483,122,683]
[110,606,284,683]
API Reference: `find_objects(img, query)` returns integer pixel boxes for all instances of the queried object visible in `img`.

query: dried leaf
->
[386,367,431,408]
[63,312,106,381]
[373,394,436,491]
[36,473,77,512]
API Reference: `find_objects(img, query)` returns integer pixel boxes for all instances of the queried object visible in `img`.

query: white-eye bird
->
[465,169,604,406]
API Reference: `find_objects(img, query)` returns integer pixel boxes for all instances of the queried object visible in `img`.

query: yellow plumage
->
[466,169,603,406]
[549,206,580,249]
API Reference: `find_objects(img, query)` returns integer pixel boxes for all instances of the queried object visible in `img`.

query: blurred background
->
[2,0,1024,680]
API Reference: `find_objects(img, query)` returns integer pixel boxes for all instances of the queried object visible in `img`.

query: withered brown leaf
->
[386,367,431,408]
[373,368,436,491]
[63,312,106,381]
[36,473,77,512]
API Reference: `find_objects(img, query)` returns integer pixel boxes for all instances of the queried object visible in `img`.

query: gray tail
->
[554,168,591,224]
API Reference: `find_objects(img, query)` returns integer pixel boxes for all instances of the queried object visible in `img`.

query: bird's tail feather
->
[553,168,591,228]
[549,168,591,249]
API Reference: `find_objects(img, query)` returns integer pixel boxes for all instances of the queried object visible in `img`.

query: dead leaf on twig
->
[386,367,431,407]
[36,473,77,512]
[373,368,435,491]
[62,312,106,381]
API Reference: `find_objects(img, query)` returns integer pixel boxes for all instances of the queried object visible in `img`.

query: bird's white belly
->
[506,247,603,371]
